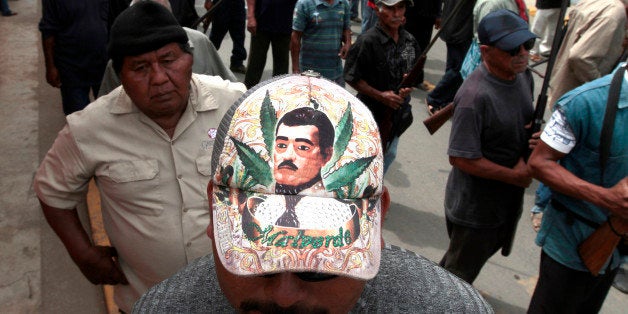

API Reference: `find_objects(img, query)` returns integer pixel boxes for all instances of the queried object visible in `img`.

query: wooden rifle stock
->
[422,102,454,135]
[191,0,223,30]
[578,216,628,276]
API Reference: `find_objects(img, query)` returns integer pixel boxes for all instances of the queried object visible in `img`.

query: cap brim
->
[212,184,382,280]
[494,29,538,51]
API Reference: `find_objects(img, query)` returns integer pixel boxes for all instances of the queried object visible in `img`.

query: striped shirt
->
[293,0,351,80]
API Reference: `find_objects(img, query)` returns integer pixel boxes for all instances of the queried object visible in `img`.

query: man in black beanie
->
[34,1,246,311]
[97,0,236,97]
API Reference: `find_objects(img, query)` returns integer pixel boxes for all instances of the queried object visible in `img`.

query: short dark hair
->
[276,107,334,159]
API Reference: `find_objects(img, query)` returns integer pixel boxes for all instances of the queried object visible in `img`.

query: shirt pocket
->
[195,155,212,203]
[96,159,164,216]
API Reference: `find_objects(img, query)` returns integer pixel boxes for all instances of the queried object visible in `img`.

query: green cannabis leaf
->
[324,155,376,193]
[323,102,353,175]
[260,91,277,153]
[230,136,273,187]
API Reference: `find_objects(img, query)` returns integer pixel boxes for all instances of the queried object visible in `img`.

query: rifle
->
[419,0,475,135]
[423,102,453,135]
[398,0,469,90]
[191,0,224,31]
[578,216,628,276]
[526,0,570,147]
[500,0,571,257]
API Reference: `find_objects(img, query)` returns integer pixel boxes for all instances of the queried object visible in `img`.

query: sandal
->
[426,102,440,117]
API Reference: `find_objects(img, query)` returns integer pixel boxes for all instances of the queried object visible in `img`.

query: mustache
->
[240,300,328,314]
[278,160,298,170]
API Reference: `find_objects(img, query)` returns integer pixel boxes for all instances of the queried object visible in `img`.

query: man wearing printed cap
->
[133,74,493,313]
[34,1,246,311]
[439,9,538,284]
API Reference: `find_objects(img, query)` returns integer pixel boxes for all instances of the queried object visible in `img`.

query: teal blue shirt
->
[293,0,350,80]
[536,66,628,273]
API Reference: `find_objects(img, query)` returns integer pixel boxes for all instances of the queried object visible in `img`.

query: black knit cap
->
[108,0,188,60]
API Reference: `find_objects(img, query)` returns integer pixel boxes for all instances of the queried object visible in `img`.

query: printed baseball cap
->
[210,72,384,280]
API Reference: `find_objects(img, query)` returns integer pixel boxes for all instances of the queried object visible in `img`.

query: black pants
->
[244,31,290,89]
[528,251,618,314]
[209,0,247,67]
[439,217,509,284]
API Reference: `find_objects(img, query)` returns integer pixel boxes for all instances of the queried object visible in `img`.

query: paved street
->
[0,0,626,312]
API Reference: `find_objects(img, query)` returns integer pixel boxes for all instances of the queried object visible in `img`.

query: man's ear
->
[479,44,490,56]
[206,181,214,240]
[381,186,390,221]
[323,147,333,163]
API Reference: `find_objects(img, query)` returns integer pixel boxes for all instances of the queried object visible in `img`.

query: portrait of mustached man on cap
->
[133,74,493,313]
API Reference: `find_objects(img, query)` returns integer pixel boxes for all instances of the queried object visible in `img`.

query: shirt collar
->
[374,24,408,45]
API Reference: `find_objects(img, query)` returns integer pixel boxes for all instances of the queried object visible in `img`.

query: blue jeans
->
[531,182,552,213]
[350,0,359,19]
[383,136,399,174]
[427,40,471,108]
[60,85,99,115]
[361,0,378,33]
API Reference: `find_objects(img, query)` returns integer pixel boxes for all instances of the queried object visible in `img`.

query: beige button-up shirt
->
[35,74,246,312]
[548,0,626,108]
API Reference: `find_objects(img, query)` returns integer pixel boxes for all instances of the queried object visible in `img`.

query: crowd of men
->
[34,0,627,312]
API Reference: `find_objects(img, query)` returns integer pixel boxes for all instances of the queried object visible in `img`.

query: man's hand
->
[528,130,542,150]
[45,65,61,88]
[434,17,442,30]
[339,44,350,59]
[605,177,628,219]
[378,91,406,110]
[247,16,257,35]
[204,0,213,11]
[512,158,533,188]
[398,87,412,99]
[76,245,129,285]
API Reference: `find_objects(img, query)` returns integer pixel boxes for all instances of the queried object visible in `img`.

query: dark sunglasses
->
[262,272,339,282]
[504,38,536,56]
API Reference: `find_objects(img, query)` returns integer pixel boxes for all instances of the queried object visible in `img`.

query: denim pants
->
[427,40,471,108]
[350,0,359,19]
[60,85,100,115]
[360,0,378,33]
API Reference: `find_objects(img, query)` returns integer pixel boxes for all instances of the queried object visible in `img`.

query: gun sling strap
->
[551,65,625,233]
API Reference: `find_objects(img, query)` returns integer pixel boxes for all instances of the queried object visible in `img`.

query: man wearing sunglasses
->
[133,74,493,313]
[439,9,538,284]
